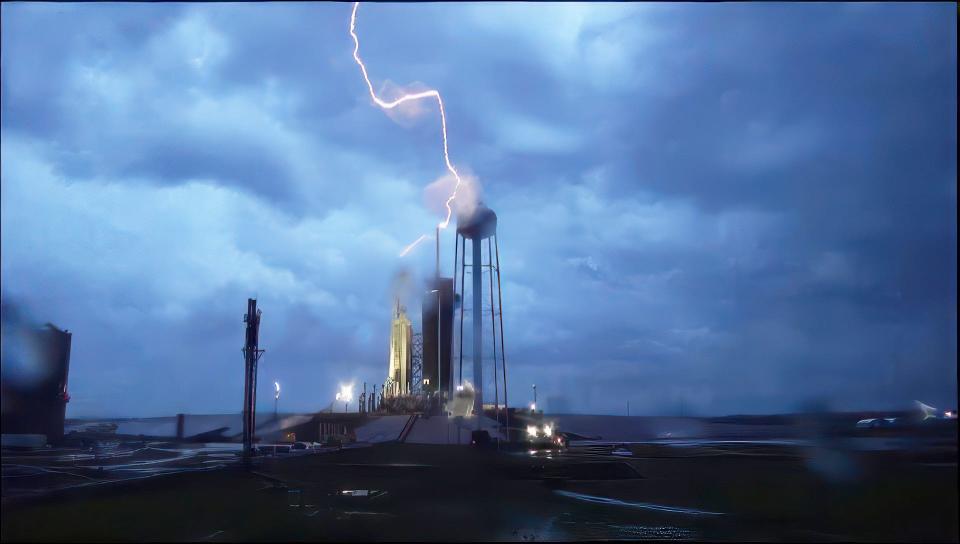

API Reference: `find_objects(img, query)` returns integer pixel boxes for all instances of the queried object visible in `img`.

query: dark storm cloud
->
[1,2,955,416]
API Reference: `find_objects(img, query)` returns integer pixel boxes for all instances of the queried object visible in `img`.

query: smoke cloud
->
[446,380,476,418]
[0,298,52,388]
[424,170,481,224]
[378,80,434,128]
[388,267,415,309]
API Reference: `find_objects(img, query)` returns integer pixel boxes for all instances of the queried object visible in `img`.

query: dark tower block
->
[0,323,72,445]
[422,277,454,396]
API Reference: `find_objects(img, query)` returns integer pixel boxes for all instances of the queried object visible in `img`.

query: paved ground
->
[2,437,957,541]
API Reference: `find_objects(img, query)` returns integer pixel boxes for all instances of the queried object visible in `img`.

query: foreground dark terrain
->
[2,433,957,542]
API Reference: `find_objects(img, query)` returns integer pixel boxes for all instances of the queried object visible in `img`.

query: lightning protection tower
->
[453,203,508,433]
[241,298,265,462]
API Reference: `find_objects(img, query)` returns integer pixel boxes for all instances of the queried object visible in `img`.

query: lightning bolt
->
[398,233,429,257]
[349,1,464,242]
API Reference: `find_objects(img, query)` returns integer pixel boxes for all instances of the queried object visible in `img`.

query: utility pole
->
[428,289,442,399]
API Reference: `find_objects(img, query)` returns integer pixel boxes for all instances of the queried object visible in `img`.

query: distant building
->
[0,323,72,445]
[386,300,412,396]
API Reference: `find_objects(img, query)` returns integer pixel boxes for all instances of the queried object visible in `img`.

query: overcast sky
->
[2,2,956,417]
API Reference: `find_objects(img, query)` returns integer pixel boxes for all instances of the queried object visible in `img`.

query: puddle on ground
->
[554,490,724,516]
[201,529,224,541]
[338,489,387,499]
[287,489,314,508]
[541,512,699,541]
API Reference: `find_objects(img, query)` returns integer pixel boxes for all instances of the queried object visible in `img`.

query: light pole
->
[274,381,280,420]
[432,223,442,402]
[532,384,537,412]
[429,289,441,399]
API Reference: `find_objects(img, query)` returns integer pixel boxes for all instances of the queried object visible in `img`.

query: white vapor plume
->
[424,171,482,223]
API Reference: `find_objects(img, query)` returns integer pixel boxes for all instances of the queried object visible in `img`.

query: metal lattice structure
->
[411,332,423,395]
[241,299,265,462]
[453,204,508,432]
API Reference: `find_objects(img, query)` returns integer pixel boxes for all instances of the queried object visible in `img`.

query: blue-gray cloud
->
[1,2,955,417]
